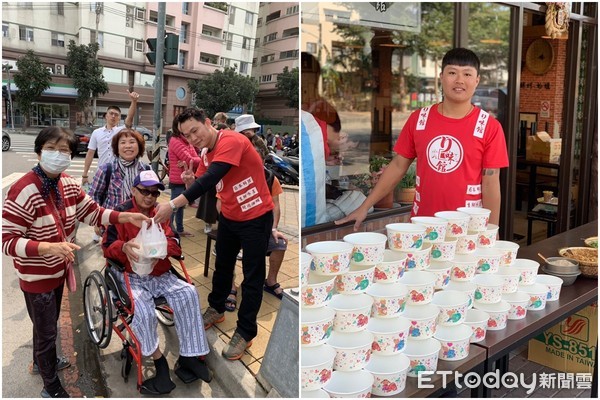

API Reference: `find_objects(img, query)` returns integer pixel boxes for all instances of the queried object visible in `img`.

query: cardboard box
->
[526,131,562,164]
[528,303,597,374]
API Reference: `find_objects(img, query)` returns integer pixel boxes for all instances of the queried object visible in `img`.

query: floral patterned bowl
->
[343,232,387,265]
[329,294,373,332]
[443,281,477,309]
[477,224,499,248]
[306,241,354,276]
[301,389,330,398]
[434,211,470,238]
[302,274,336,308]
[402,304,440,340]
[431,237,458,261]
[495,266,521,294]
[366,282,409,318]
[535,275,564,302]
[385,223,426,251]
[397,242,432,271]
[473,274,504,304]
[456,231,480,254]
[493,240,520,266]
[427,260,452,289]
[473,300,511,330]
[434,324,473,361]
[431,290,469,326]
[519,283,549,311]
[328,330,374,371]
[473,248,503,274]
[501,291,530,320]
[367,316,411,355]
[513,258,540,285]
[456,207,491,232]
[404,338,442,377]
[399,270,436,305]
[449,254,478,282]
[463,309,490,343]
[301,306,336,347]
[374,250,407,283]
[365,353,410,396]
[323,370,374,398]
[411,216,448,243]
[301,252,313,288]
[335,263,376,295]
[301,344,337,391]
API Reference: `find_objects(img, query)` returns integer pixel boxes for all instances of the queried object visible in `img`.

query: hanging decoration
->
[545,2,570,39]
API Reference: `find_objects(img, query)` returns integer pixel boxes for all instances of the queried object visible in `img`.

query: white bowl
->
[301,389,330,398]
[404,338,442,377]
[301,344,337,390]
[399,270,437,305]
[428,260,452,289]
[367,316,411,355]
[306,241,354,276]
[456,231,479,254]
[328,330,374,371]
[495,266,521,294]
[335,263,375,295]
[535,274,564,302]
[302,274,336,308]
[463,309,490,343]
[374,250,407,283]
[434,211,470,238]
[519,283,549,311]
[402,304,439,340]
[501,291,530,320]
[365,354,410,396]
[434,324,472,361]
[513,258,541,285]
[300,251,313,288]
[301,306,336,347]
[473,300,511,330]
[411,216,448,243]
[449,254,478,282]
[456,207,491,232]
[430,237,458,262]
[386,223,426,251]
[329,294,373,332]
[397,242,432,271]
[473,274,504,304]
[493,241,520,266]
[431,290,469,326]
[366,282,409,318]
[477,224,499,248]
[343,232,387,265]
[443,281,478,309]
[473,248,503,274]
[323,370,375,398]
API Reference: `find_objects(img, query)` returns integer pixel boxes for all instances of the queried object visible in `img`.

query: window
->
[149,10,158,23]
[134,72,155,87]
[266,10,280,23]
[135,8,145,20]
[240,62,248,74]
[306,42,317,54]
[202,24,221,38]
[280,50,298,60]
[282,27,299,38]
[242,37,250,49]
[286,5,299,15]
[181,23,189,43]
[220,57,230,67]
[125,45,133,59]
[182,2,190,15]
[255,38,260,48]
[199,52,219,65]
[90,2,103,13]
[90,31,104,48]
[134,39,143,52]
[260,54,275,63]
[28,103,69,127]
[260,74,273,83]
[51,32,65,47]
[2,24,9,38]
[51,3,64,15]
[178,51,187,69]
[229,6,236,24]
[226,33,233,50]
[19,26,34,42]
[264,32,277,44]
[165,15,175,27]
[245,11,253,25]
[252,58,257,66]
[205,2,228,12]
[257,17,262,27]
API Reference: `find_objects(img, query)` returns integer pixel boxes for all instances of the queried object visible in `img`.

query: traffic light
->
[2,85,8,99]
[145,34,179,66]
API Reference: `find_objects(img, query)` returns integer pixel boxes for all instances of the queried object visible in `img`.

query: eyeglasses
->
[42,146,71,155]
[134,186,161,198]
[107,111,120,117]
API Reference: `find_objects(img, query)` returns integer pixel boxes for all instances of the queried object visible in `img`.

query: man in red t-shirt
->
[154,108,274,361]
[337,48,508,230]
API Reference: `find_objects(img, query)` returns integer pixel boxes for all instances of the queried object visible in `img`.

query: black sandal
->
[225,290,237,312]
[263,281,283,300]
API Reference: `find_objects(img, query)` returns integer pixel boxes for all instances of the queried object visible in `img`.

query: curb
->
[204,329,268,398]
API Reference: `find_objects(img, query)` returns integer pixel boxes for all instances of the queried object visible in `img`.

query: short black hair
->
[104,105,122,117]
[177,108,209,125]
[442,48,480,75]
[34,127,78,158]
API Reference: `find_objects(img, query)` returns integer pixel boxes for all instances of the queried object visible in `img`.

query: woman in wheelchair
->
[102,171,211,395]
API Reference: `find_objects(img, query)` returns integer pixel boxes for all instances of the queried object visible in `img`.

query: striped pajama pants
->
[115,271,209,357]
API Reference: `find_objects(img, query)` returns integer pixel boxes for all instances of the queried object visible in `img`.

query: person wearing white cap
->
[235,114,269,160]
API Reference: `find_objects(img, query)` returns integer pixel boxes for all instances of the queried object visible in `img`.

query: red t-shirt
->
[196,130,274,221]
[394,104,509,217]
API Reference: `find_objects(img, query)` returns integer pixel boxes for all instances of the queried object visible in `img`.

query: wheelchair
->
[82,255,192,392]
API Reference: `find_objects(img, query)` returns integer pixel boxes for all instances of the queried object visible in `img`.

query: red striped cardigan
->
[2,170,120,293]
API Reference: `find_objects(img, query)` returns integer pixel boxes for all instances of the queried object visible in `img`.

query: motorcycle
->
[265,151,299,186]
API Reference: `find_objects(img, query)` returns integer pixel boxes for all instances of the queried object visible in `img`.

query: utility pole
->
[3,64,15,130]
[92,2,102,125]
[151,2,166,174]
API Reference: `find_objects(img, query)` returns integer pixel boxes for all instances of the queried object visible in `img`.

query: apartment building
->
[252,2,300,126]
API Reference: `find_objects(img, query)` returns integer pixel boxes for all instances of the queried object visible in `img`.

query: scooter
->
[265,151,299,186]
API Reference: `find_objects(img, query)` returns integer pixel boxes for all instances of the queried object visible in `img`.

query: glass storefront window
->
[28,103,70,127]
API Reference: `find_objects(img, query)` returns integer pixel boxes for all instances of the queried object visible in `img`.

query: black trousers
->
[209,211,273,342]
[23,284,64,390]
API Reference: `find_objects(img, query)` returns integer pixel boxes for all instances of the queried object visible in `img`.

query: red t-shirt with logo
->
[393,104,508,217]
[196,130,274,221]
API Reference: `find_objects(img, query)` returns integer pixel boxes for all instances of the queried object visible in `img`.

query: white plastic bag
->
[130,241,153,276]
[139,219,168,259]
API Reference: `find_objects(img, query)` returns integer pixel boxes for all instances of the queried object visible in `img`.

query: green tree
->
[12,50,52,129]
[188,66,258,117]
[66,40,109,125]
[276,66,299,109]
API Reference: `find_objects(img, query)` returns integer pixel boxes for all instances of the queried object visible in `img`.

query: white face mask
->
[40,150,71,174]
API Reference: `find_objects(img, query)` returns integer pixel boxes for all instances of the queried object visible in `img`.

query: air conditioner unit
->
[126,16,131,22]
[47,66,54,74]
[134,40,143,52]
[135,8,144,20]
[125,38,131,45]
[55,64,65,75]
[126,22,132,27]
[126,6,132,14]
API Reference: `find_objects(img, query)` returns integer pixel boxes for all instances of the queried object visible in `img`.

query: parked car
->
[134,126,152,141]
[2,131,11,151]
[74,126,101,156]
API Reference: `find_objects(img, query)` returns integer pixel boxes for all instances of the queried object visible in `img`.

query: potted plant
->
[369,155,394,208]
[395,160,417,204]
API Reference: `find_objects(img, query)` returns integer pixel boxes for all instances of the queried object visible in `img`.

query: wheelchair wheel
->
[83,270,113,349]
[120,346,133,382]
[155,305,175,326]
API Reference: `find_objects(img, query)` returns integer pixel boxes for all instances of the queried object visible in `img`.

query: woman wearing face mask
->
[2,127,149,398]
[88,129,150,240]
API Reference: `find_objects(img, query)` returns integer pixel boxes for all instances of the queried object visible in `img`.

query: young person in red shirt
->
[337,48,509,230]
[153,108,274,361]
[2,127,149,398]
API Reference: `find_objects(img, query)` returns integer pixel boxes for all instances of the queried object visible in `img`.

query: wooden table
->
[472,221,598,397]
